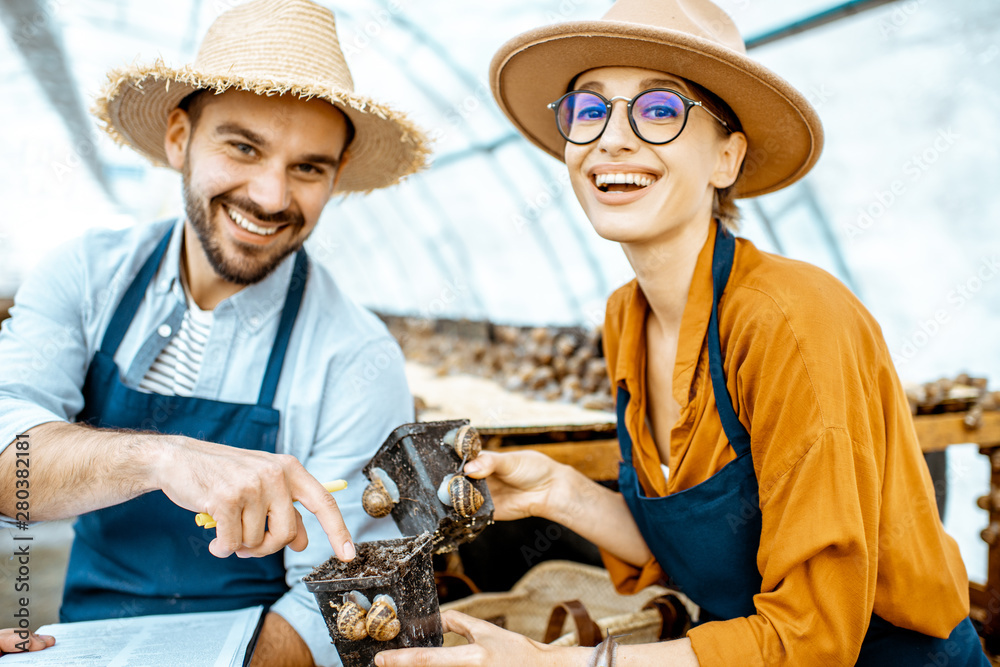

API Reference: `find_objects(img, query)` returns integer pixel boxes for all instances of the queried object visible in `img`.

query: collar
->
[150,217,299,324]
[611,222,719,410]
[671,221,718,408]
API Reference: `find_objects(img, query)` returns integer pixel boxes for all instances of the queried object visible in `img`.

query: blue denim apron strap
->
[61,225,307,622]
[615,384,634,466]
[707,224,751,456]
[856,614,991,666]
[98,225,175,355]
[257,250,309,408]
[613,221,763,621]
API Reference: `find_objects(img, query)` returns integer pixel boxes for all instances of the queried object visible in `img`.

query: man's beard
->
[182,160,306,286]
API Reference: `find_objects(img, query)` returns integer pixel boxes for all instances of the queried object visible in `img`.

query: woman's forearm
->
[544,463,653,568]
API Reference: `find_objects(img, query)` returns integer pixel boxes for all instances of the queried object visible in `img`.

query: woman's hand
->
[464,450,567,522]
[466,449,653,569]
[0,628,55,655]
[373,610,586,667]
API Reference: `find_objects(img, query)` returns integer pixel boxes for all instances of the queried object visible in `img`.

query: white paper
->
[2,606,262,667]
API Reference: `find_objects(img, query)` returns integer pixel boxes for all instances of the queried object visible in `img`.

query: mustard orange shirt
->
[601,223,969,665]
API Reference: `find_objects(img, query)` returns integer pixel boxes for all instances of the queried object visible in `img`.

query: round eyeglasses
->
[547,88,731,146]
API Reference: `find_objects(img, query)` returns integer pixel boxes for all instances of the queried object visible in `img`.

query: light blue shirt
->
[0,217,412,666]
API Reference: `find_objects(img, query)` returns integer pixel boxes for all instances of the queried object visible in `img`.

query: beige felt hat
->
[93,0,429,194]
[490,0,824,198]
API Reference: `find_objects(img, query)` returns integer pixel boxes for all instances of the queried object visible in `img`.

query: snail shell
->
[362,468,400,518]
[437,474,484,518]
[366,594,401,641]
[443,425,481,462]
[336,591,371,641]
[362,481,394,518]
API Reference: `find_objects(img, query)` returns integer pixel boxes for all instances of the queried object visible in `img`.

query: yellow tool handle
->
[195,479,349,529]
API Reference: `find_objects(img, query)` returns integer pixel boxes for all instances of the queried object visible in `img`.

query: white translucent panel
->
[0,0,996,385]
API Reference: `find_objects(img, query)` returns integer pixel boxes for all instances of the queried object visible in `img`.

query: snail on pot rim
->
[443,424,482,463]
[362,467,400,518]
[336,590,371,641]
[437,473,485,519]
[366,593,401,641]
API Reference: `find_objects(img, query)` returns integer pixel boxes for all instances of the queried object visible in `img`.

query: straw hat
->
[93,0,429,194]
[490,0,824,198]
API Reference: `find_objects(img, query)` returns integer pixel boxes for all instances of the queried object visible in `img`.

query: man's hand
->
[153,435,355,560]
[0,423,355,562]
[0,628,55,655]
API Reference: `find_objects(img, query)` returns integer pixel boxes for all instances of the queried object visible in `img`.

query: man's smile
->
[225,205,283,236]
[222,204,293,241]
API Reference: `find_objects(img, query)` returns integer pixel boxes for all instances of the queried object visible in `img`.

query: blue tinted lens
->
[557,92,607,143]
[633,90,686,142]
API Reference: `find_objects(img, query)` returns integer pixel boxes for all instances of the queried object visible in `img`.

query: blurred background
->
[1,0,998,626]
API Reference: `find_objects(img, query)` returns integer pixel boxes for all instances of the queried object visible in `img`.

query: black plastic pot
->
[304,534,441,667]
[363,419,493,553]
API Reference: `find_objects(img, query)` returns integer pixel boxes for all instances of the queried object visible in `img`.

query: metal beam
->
[746,0,901,49]
[0,0,115,200]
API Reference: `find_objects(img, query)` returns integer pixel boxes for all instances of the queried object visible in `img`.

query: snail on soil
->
[443,425,482,463]
[336,591,371,641]
[437,473,484,519]
[366,594,401,641]
[362,467,400,519]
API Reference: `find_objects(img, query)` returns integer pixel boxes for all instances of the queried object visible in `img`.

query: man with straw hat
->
[0,0,427,664]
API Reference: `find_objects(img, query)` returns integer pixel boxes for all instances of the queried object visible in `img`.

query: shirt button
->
[157,324,172,338]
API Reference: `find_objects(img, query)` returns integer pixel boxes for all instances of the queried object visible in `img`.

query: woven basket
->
[440,560,696,647]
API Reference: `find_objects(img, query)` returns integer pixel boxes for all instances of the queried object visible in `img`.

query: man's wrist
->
[122,430,174,495]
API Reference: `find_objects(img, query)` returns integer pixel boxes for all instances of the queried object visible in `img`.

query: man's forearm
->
[0,421,162,521]
[250,612,315,667]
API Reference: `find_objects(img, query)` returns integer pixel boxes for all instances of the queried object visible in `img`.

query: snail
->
[443,425,481,463]
[362,467,400,519]
[366,594,401,641]
[437,473,484,518]
[336,591,371,641]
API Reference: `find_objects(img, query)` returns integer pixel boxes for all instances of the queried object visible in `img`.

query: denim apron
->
[61,226,307,621]
[617,224,989,665]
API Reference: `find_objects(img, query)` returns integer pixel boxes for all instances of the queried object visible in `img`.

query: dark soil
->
[304,534,443,667]
[305,539,419,582]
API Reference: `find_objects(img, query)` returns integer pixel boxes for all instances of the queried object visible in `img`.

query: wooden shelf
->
[499,439,620,482]
[495,412,1000,482]
[913,412,1000,452]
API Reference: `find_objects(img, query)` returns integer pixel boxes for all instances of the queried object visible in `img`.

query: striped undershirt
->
[139,284,213,397]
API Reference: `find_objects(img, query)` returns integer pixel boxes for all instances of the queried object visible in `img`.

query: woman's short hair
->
[686,80,745,232]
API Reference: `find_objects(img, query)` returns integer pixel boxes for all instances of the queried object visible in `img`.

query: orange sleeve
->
[688,427,879,665]
[688,282,885,665]
[601,284,626,398]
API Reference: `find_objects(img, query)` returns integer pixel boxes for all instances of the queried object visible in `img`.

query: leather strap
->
[543,599,602,646]
[643,594,692,641]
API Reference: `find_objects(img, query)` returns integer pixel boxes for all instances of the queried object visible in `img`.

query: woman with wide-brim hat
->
[377,1,989,665]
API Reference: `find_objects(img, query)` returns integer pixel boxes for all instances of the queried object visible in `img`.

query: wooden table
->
[485,412,1000,650]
